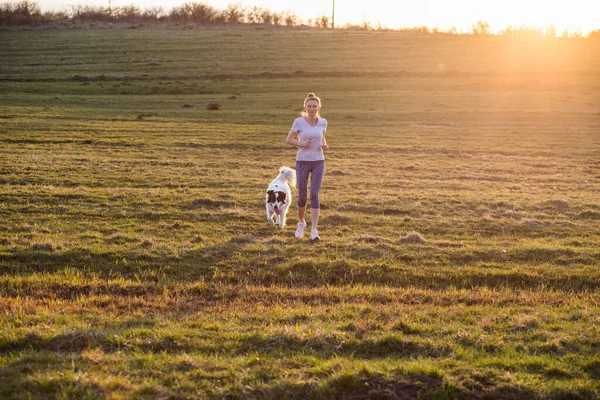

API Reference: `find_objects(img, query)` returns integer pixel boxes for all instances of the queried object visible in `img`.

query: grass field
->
[1,26,600,399]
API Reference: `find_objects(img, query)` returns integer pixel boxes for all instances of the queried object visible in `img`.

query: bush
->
[70,4,112,23]
[471,20,490,35]
[589,30,600,38]
[0,0,44,25]
[313,14,329,28]
[283,11,299,26]
[222,3,244,24]
[169,2,216,24]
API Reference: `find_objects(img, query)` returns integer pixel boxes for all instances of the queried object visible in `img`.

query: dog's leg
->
[266,207,275,227]
[279,205,287,229]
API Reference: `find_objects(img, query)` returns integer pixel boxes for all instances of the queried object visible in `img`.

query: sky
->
[30,0,599,34]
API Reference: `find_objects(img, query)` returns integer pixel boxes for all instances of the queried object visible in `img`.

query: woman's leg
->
[296,161,309,223]
[295,161,309,238]
[309,161,325,234]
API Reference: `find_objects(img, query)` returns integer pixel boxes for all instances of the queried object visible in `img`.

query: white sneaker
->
[310,229,320,241]
[295,222,307,239]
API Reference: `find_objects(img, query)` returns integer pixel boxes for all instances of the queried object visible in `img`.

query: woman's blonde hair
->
[301,92,321,117]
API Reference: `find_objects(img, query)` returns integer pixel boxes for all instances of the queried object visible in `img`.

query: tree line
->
[1,0,598,38]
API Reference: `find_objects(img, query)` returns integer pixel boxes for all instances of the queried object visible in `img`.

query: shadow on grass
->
[0,344,594,400]
[2,243,600,293]
[0,329,447,360]
[0,352,106,399]
[237,333,450,359]
[249,370,582,400]
[322,372,443,400]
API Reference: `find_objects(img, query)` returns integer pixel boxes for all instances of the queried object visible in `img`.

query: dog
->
[266,166,296,229]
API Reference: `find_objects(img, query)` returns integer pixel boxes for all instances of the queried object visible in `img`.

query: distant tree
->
[471,20,490,35]
[245,6,260,23]
[398,26,430,33]
[71,4,112,22]
[244,5,282,25]
[223,3,244,24]
[283,11,299,26]
[271,11,281,25]
[114,5,142,22]
[169,2,216,24]
[342,22,358,30]
[259,8,273,24]
[499,25,517,36]
[376,22,388,31]
[42,9,69,23]
[544,24,556,38]
[500,25,545,37]
[142,6,166,22]
[589,29,600,38]
[0,0,43,24]
[313,14,328,28]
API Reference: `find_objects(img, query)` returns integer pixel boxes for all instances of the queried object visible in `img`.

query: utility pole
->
[331,0,335,29]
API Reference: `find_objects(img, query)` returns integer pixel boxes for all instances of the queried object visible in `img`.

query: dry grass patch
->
[190,236,204,243]
[140,238,154,248]
[354,235,387,243]
[435,240,463,248]
[539,199,569,210]
[105,233,140,244]
[322,213,352,225]
[30,242,56,252]
[510,314,540,332]
[399,232,426,244]
[230,234,257,244]
[578,211,600,219]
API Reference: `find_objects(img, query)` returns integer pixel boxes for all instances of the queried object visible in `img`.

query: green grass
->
[1,26,600,399]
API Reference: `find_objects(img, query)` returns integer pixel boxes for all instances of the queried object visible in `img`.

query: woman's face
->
[305,100,320,117]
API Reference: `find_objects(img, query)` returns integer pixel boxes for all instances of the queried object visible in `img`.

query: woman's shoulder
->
[318,117,327,125]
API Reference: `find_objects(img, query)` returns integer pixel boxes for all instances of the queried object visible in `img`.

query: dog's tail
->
[279,166,297,188]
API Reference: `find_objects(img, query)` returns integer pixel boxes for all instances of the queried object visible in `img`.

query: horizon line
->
[5,0,600,35]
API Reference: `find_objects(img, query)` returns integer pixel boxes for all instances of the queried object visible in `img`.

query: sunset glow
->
[33,0,600,34]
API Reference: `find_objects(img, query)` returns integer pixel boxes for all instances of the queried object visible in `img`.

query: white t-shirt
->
[291,116,327,161]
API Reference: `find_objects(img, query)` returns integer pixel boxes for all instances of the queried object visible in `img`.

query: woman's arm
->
[286,130,310,148]
[321,134,329,152]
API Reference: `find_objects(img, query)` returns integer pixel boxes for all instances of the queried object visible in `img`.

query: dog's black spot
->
[267,190,276,203]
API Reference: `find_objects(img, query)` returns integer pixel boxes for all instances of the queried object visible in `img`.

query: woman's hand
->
[321,143,329,152]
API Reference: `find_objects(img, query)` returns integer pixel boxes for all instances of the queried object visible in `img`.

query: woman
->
[286,93,329,241]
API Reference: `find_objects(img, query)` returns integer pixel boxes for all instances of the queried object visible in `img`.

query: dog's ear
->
[277,191,287,203]
[267,190,276,203]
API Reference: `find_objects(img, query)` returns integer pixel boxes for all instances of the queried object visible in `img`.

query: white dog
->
[266,166,296,229]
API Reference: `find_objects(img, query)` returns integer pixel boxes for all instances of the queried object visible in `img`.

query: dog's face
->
[266,190,287,215]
